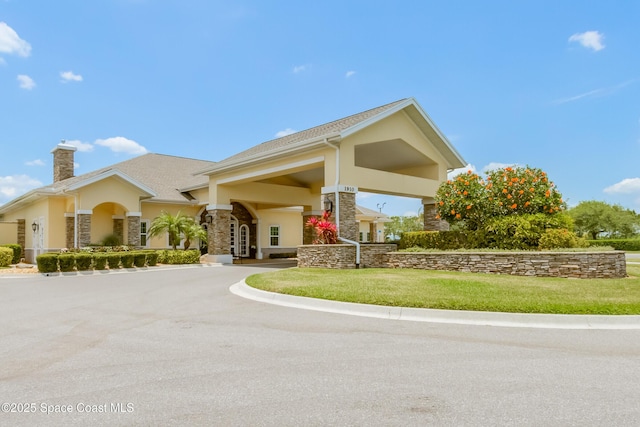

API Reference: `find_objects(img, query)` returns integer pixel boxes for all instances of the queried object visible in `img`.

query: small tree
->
[182,221,207,250]
[436,166,565,230]
[148,211,193,250]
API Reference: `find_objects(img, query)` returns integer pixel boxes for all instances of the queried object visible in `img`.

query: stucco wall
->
[0,221,18,244]
[258,208,303,253]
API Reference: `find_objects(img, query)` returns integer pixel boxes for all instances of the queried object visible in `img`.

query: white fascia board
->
[216,156,325,185]
[66,169,158,197]
[143,198,201,205]
[198,132,341,177]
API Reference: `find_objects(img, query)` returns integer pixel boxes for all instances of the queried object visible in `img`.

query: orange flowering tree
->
[435,166,566,230]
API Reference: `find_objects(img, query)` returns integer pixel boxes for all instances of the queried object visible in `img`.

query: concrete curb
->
[230,281,640,330]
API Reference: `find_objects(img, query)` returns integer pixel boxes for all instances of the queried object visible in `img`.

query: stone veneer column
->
[17,219,25,259]
[77,211,92,248]
[205,205,232,263]
[126,213,141,247]
[51,142,77,183]
[322,186,358,242]
[65,214,75,249]
[423,201,450,231]
[113,216,124,244]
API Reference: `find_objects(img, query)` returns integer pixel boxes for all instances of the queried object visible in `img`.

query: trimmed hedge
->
[93,253,108,270]
[1,244,22,264]
[157,249,200,264]
[588,239,640,251]
[75,253,93,271]
[0,247,13,267]
[121,253,134,268]
[107,253,121,269]
[145,251,159,266]
[133,252,147,267]
[58,254,76,272]
[36,253,59,273]
[400,231,481,250]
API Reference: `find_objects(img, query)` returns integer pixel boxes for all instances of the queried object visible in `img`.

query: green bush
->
[0,247,13,267]
[538,228,588,250]
[588,239,640,251]
[107,253,121,269]
[399,230,481,250]
[121,253,134,268]
[133,252,147,267]
[58,253,76,272]
[93,253,108,270]
[36,253,59,273]
[145,251,159,266]
[75,253,93,271]
[101,233,122,246]
[483,213,574,250]
[157,249,200,264]
[0,244,22,264]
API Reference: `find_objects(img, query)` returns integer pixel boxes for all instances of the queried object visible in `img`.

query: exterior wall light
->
[323,199,333,214]
[31,221,38,232]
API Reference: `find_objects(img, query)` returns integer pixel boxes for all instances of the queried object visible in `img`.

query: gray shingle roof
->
[46,153,216,203]
[208,98,409,171]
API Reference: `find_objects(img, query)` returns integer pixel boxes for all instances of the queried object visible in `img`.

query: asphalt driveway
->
[1,264,640,426]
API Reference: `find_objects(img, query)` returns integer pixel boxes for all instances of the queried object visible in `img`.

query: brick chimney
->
[51,141,77,183]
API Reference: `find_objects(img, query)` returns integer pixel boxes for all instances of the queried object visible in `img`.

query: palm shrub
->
[58,253,76,272]
[93,253,108,270]
[148,211,194,250]
[36,253,59,273]
[75,253,93,271]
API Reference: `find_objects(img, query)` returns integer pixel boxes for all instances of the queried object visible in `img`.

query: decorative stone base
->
[297,246,627,279]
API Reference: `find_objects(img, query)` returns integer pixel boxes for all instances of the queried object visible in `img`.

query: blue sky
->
[1,1,639,217]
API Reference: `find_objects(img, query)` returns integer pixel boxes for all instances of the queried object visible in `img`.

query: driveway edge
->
[230,280,640,330]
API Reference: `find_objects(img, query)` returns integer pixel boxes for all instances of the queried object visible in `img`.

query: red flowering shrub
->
[306,211,338,244]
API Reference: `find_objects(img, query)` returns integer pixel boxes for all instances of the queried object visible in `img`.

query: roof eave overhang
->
[198,132,341,177]
[0,188,59,215]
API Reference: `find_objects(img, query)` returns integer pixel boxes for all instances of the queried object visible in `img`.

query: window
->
[140,220,150,247]
[239,224,249,257]
[269,225,280,247]
[359,232,364,242]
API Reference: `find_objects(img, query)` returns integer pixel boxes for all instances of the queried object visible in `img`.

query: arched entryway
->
[231,202,256,259]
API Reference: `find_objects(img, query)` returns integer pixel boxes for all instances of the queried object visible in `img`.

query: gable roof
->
[0,154,216,214]
[199,97,466,175]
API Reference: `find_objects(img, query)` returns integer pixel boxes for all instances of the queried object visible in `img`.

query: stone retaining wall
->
[297,244,398,269]
[297,245,627,278]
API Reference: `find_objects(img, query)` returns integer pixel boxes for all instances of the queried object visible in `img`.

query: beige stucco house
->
[0,98,465,263]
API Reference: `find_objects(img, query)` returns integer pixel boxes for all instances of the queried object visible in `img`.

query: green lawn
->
[245,263,640,315]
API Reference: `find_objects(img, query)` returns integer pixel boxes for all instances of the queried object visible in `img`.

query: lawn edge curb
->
[230,280,640,330]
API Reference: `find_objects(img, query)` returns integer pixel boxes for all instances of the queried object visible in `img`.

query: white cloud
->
[64,139,94,152]
[604,178,640,194]
[447,163,477,179]
[25,159,44,166]
[0,22,32,58]
[95,136,148,155]
[275,128,297,138]
[60,70,83,82]
[481,162,518,173]
[17,74,35,90]
[293,65,308,73]
[0,174,42,202]
[569,30,605,51]
[345,70,356,78]
[74,162,79,170]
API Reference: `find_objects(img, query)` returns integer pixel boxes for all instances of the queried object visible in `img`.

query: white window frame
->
[140,219,150,248]
[239,224,250,257]
[166,231,185,249]
[269,225,280,247]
